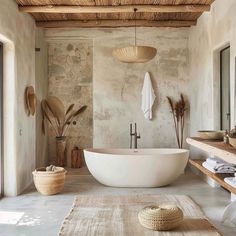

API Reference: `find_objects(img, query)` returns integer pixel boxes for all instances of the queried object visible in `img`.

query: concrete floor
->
[0,168,236,236]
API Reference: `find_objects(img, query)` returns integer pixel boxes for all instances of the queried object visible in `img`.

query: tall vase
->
[56,136,67,167]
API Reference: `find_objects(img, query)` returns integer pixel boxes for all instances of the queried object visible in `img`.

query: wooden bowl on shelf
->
[229,137,236,148]
[197,130,224,140]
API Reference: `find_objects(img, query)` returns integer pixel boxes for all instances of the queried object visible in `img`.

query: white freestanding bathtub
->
[84,149,189,187]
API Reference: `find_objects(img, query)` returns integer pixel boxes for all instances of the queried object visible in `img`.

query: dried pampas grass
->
[167,94,187,149]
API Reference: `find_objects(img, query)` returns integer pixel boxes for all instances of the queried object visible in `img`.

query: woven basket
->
[138,205,183,231]
[32,167,67,196]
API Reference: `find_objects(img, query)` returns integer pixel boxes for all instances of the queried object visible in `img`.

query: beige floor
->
[0,168,236,236]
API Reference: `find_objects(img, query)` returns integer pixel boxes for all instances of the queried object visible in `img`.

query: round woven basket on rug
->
[138,205,183,231]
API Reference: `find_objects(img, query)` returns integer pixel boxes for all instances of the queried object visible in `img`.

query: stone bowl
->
[197,130,224,140]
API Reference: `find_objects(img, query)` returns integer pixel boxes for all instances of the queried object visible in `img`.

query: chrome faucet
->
[130,123,141,149]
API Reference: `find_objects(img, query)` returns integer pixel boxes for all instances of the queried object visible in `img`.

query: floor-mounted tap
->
[130,123,141,149]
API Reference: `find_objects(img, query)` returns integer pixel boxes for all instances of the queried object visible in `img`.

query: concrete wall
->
[189,0,236,140]
[35,28,48,168]
[47,40,93,166]
[0,0,36,196]
[45,28,190,149]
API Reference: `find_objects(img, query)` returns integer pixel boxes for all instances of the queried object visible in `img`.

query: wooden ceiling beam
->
[20,4,210,14]
[36,20,197,28]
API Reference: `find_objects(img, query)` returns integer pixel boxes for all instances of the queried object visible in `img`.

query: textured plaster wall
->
[35,28,48,168]
[47,41,93,166]
[188,0,236,162]
[46,28,189,149]
[0,0,36,195]
[189,0,236,136]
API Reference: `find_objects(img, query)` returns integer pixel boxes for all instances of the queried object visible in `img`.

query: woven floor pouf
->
[138,204,184,231]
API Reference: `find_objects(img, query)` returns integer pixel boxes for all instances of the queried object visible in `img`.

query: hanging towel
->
[141,72,156,120]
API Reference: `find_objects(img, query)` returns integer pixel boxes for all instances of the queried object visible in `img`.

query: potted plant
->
[41,96,87,166]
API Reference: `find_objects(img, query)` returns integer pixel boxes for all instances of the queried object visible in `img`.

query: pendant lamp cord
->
[134,8,137,46]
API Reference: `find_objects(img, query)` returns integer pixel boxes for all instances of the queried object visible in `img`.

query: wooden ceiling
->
[15,0,215,28]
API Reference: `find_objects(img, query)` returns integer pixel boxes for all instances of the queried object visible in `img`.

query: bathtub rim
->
[84,148,189,157]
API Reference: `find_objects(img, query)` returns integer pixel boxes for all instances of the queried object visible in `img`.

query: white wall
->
[189,0,236,139]
[0,0,36,196]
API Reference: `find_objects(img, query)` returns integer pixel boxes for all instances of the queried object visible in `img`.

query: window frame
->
[0,42,3,196]
[220,46,231,131]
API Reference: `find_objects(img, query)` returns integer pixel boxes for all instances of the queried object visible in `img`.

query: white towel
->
[206,157,228,165]
[206,161,236,170]
[202,162,217,173]
[202,161,236,174]
[224,177,236,188]
[141,72,156,120]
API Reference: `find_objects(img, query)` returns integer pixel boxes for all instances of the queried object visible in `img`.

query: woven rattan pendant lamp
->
[113,8,157,63]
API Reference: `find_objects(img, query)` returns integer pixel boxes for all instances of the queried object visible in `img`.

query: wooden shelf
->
[187,137,236,194]
[187,137,236,164]
[189,159,236,194]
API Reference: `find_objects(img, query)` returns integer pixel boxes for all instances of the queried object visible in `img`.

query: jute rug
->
[59,195,221,236]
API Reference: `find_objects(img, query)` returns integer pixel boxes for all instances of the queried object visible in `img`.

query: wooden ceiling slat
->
[33,12,200,21]
[19,4,210,13]
[32,13,99,21]
[15,0,215,27]
[36,19,197,28]
[16,0,214,5]
[16,0,96,6]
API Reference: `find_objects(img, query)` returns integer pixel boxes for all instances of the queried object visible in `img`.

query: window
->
[220,46,230,131]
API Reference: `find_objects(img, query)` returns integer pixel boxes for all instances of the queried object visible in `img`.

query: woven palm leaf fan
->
[25,86,37,116]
